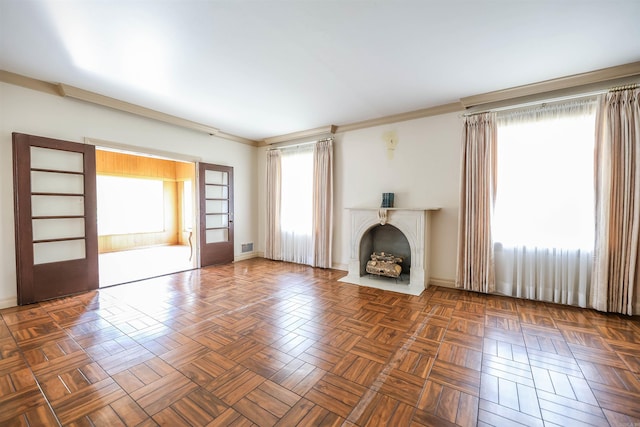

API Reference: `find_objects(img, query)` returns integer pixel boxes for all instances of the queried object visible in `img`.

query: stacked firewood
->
[366,252,403,278]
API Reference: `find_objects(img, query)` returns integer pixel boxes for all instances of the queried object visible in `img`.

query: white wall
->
[256,112,463,285]
[257,112,640,313]
[0,82,259,308]
[333,113,463,283]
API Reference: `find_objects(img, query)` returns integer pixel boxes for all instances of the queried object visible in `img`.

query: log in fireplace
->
[366,252,403,278]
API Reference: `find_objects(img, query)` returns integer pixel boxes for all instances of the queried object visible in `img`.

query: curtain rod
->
[461,90,604,117]
[462,81,639,117]
[609,83,639,92]
[266,136,333,151]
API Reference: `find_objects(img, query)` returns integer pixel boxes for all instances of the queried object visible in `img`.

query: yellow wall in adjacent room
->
[96,150,192,253]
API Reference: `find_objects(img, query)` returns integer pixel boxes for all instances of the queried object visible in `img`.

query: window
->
[493,104,597,250]
[492,99,597,307]
[280,146,314,264]
[280,147,313,234]
[97,175,164,235]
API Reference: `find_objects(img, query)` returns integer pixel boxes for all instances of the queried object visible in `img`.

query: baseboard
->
[234,251,260,262]
[426,279,640,315]
[0,296,17,309]
[429,277,456,288]
[332,263,348,271]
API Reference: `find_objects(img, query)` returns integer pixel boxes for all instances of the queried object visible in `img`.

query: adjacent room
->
[95,149,196,287]
[1,1,639,426]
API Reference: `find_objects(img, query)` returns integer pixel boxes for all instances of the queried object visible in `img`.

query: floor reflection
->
[98,245,193,287]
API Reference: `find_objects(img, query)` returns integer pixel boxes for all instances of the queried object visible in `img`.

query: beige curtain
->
[456,113,497,293]
[265,149,282,260]
[312,138,333,268]
[592,88,640,315]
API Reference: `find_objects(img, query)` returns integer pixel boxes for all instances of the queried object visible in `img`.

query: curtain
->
[312,138,333,268]
[280,145,314,265]
[265,150,282,260]
[495,247,591,307]
[456,113,497,293]
[592,88,640,315]
[494,99,597,307]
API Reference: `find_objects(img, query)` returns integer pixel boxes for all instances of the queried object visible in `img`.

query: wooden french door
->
[199,163,234,267]
[13,133,98,305]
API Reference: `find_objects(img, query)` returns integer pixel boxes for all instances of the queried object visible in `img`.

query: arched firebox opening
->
[359,224,411,279]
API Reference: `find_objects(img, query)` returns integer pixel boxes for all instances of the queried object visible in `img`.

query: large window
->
[280,146,314,264]
[97,175,164,235]
[492,99,597,306]
[493,104,597,250]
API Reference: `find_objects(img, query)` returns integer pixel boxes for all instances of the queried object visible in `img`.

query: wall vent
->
[241,243,253,253]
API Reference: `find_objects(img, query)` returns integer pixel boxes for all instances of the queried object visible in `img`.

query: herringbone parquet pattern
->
[1,258,639,426]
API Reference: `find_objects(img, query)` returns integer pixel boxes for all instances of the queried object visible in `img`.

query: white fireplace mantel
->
[339,207,439,295]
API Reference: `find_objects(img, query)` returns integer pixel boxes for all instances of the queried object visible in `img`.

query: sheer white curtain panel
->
[280,145,314,265]
[265,150,282,260]
[494,99,597,307]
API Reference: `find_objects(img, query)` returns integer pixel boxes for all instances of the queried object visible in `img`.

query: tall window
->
[494,103,596,249]
[265,138,333,268]
[493,99,597,306]
[280,146,314,264]
[97,175,164,235]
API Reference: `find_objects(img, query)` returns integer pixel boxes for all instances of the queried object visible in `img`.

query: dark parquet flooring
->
[1,258,639,426]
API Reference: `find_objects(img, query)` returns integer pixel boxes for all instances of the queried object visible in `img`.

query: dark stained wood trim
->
[13,133,34,304]
[30,168,84,175]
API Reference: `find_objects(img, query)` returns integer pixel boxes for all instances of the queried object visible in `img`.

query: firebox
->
[359,224,411,280]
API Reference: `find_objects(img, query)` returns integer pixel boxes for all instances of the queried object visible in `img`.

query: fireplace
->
[360,225,411,278]
[340,208,438,295]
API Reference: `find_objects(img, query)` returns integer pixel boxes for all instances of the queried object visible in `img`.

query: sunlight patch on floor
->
[99,245,194,287]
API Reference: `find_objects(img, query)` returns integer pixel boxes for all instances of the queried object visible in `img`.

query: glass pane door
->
[199,163,234,267]
[204,169,230,244]
[13,133,98,305]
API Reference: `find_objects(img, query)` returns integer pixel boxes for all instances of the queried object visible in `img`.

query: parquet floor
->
[1,259,639,426]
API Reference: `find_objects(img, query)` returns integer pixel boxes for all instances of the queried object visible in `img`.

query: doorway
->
[95,149,197,287]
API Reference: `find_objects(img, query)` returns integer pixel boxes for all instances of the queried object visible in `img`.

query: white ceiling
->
[1,0,639,141]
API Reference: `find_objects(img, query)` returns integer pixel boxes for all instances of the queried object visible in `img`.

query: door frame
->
[86,137,203,269]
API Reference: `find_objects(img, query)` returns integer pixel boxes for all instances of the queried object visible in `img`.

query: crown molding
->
[214,131,259,146]
[260,125,337,146]
[0,70,258,146]
[460,61,640,108]
[0,70,59,95]
[58,83,222,135]
[335,102,464,133]
[4,61,640,148]
[259,102,464,145]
